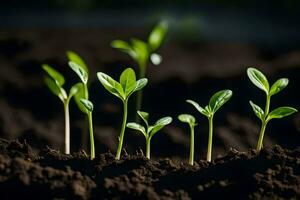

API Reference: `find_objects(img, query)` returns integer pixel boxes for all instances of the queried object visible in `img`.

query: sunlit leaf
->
[133,78,148,92]
[247,67,269,94]
[44,77,66,101]
[270,78,289,96]
[111,40,136,58]
[119,68,136,96]
[178,114,196,125]
[266,107,297,122]
[148,21,168,51]
[80,99,94,112]
[66,51,89,75]
[209,90,233,113]
[186,99,210,117]
[42,64,65,86]
[126,122,146,137]
[149,117,172,138]
[137,111,149,127]
[97,72,125,100]
[249,101,264,121]
[68,61,88,84]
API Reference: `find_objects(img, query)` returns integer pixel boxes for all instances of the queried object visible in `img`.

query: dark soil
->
[0,139,299,200]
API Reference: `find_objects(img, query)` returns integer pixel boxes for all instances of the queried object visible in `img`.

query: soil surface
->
[0,139,299,200]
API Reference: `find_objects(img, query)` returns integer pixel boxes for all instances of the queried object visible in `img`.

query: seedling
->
[42,64,80,154]
[247,67,297,152]
[178,114,197,165]
[111,21,168,115]
[127,111,172,159]
[67,51,96,159]
[97,68,148,160]
[80,99,95,159]
[187,90,233,162]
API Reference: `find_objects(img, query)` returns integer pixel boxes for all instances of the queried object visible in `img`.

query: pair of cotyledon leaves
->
[186,90,233,118]
[97,68,148,101]
[247,67,297,122]
[111,21,168,67]
[127,111,172,139]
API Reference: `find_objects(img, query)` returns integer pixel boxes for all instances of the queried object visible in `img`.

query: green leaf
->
[266,107,297,122]
[68,61,88,84]
[119,68,136,96]
[247,67,269,94]
[133,78,148,92]
[73,83,88,113]
[66,51,89,75]
[186,99,210,117]
[68,83,81,99]
[131,38,149,66]
[80,99,94,112]
[111,40,136,58]
[126,122,146,137]
[270,78,289,96]
[209,90,233,113]
[42,64,65,86]
[148,21,168,51]
[150,53,162,65]
[149,117,172,138]
[178,114,196,125]
[249,101,264,121]
[97,72,125,100]
[137,111,149,126]
[44,77,66,101]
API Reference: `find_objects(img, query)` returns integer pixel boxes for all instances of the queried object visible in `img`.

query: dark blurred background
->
[0,0,300,161]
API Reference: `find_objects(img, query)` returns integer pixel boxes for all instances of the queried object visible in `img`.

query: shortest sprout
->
[80,98,95,160]
[178,114,197,165]
[127,111,172,159]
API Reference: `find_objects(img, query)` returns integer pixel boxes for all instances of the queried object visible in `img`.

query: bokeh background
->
[0,0,300,161]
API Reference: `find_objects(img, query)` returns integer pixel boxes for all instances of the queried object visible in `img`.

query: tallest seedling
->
[111,21,168,115]
[97,68,148,160]
[247,67,297,152]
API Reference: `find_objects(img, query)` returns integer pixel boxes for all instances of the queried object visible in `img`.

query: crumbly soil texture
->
[0,139,299,200]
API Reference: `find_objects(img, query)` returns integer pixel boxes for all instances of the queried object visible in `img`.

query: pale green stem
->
[256,94,271,152]
[116,99,128,160]
[207,116,214,162]
[146,137,151,159]
[63,101,70,154]
[88,112,95,160]
[189,124,195,165]
[82,83,89,151]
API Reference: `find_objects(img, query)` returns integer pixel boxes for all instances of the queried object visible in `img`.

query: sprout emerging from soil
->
[247,67,298,152]
[42,64,80,154]
[67,51,96,159]
[111,21,168,116]
[127,111,172,159]
[178,114,197,165]
[187,90,233,162]
[97,68,148,160]
[80,99,95,159]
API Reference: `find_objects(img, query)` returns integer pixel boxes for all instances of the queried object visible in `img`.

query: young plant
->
[42,64,80,154]
[247,67,297,152]
[127,111,172,159]
[97,68,148,160]
[178,114,197,165]
[187,90,233,162]
[80,99,95,159]
[111,21,168,114]
[67,51,96,159]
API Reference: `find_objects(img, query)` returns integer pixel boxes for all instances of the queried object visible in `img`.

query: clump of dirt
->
[0,139,299,199]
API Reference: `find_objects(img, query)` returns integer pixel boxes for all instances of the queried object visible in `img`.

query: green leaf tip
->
[178,114,196,125]
[42,64,65,86]
[209,90,233,113]
[249,100,264,121]
[68,61,88,84]
[270,78,289,96]
[66,51,89,74]
[267,107,297,122]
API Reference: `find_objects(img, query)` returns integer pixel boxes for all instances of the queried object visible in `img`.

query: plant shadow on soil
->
[0,139,299,200]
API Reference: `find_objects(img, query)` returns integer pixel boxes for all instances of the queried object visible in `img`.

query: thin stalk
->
[189,124,195,165]
[64,101,70,154]
[146,137,151,159]
[256,122,267,151]
[207,116,214,162]
[88,112,95,160]
[82,83,89,150]
[116,99,128,160]
[256,95,271,152]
